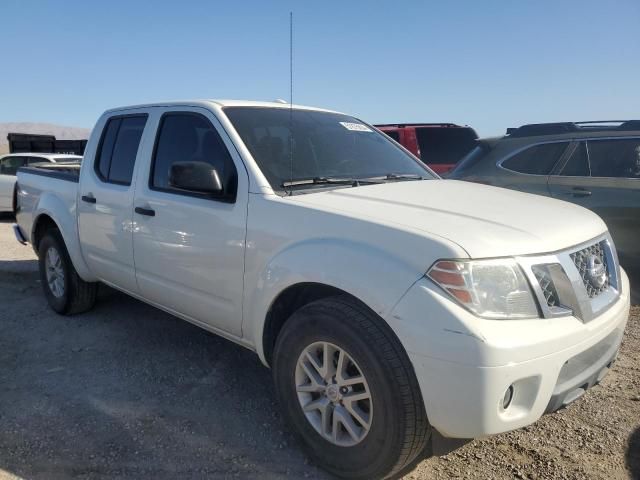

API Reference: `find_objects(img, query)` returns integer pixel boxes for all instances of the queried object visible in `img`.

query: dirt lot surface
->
[0,216,638,480]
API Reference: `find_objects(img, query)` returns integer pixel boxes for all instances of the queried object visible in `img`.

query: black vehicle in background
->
[448,120,640,270]
[8,132,87,156]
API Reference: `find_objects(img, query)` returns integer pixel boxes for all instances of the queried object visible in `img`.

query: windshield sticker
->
[339,122,373,132]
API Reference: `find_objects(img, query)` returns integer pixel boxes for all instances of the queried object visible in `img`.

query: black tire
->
[38,229,97,315]
[272,295,431,480]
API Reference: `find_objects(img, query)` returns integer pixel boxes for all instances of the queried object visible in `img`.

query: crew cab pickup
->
[14,100,630,480]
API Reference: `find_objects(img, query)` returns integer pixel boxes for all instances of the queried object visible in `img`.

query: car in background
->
[375,123,478,174]
[448,120,640,269]
[0,153,82,213]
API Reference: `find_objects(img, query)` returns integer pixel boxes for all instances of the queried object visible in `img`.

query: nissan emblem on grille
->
[570,242,610,298]
[586,254,607,289]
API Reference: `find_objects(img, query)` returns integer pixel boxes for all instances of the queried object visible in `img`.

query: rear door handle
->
[81,195,96,204]
[135,206,155,217]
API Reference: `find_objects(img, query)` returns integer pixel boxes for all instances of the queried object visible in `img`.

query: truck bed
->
[15,164,80,244]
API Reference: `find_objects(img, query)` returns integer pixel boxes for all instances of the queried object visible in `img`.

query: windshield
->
[224,107,435,192]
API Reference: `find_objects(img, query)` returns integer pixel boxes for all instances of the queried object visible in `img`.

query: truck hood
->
[289,180,608,258]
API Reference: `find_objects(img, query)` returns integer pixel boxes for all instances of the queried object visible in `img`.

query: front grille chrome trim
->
[516,233,621,323]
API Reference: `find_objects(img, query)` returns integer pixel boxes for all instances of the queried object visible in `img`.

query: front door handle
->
[135,206,155,217]
[571,187,592,198]
[81,195,96,204]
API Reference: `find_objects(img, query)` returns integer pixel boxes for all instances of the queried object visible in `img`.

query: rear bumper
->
[12,223,27,245]
[391,269,630,439]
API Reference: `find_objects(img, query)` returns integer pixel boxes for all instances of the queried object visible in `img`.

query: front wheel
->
[38,229,97,315]
[272,296,431,480]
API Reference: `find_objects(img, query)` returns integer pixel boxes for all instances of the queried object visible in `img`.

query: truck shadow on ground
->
[628,427,640,480]
[0,275,333,479]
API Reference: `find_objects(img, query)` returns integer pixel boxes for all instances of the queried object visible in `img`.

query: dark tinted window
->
[501,142,569,175]
[0,156,26,175]
[382,130,400,142]
[415,127,478,165]
[95,115,147,185]
[588,139,640,178]
[152,113,237,196]
[225,107,431,192]
[96,119,120,179]
[449,143,490,176]
[559,142,590,176]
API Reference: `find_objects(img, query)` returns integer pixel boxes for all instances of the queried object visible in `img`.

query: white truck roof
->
[104,99,343,115]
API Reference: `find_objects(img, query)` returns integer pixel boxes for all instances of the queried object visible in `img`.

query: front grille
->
[570,242,610,298]
[532,265,560,307]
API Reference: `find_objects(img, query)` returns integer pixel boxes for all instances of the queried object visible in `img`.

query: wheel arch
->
[31,211,95,281]
[261,282,411,369]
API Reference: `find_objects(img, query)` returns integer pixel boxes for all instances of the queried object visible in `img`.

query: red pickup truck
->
[375,123,478,174]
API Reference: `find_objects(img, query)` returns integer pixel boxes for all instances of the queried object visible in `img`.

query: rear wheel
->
[38,229,97,315]
[272,296,430,479]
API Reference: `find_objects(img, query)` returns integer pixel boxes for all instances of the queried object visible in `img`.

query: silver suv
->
[448,121,640,270]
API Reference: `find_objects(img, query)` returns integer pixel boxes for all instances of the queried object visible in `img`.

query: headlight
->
[427,259,539,319]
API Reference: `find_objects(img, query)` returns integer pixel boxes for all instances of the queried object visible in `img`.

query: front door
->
[132,107,248,336]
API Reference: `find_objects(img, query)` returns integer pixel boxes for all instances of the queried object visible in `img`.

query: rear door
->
[131,107,248,336]
[77,112,149,293]
[548,137,640,266]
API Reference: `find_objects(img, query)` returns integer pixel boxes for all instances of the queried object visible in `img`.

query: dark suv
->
[448,121,640,269]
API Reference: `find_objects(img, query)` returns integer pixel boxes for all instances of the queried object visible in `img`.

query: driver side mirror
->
[169,161,223,195]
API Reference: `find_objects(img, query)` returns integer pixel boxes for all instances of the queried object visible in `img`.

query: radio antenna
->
[288,11,294,195]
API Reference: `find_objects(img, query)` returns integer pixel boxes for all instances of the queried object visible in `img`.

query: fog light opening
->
[502,385,514,410]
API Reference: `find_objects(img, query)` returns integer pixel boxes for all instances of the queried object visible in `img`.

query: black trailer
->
[8,133,87,155]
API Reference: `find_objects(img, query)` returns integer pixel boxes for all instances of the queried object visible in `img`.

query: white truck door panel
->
[77,113,149,293]
[132,107,248,336]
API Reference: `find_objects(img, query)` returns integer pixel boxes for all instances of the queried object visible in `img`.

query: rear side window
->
[151,112,237,198]
[415,127,478,165]
[0,156,27,175]
[95,115,147,185]
[587,138,640,178]
[382,130,400,142]
[501,142,569,175]
[559,142,590,176]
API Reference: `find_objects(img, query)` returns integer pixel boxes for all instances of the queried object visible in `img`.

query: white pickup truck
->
[14,100,630,480]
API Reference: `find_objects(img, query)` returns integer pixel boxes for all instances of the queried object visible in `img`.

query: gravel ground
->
[0,215,638,480]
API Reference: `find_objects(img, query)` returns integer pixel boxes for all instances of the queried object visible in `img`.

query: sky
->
[1,0,639,137]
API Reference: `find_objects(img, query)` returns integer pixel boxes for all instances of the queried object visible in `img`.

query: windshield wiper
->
[384,173,426,181]
[281,177,382,189]
[358,173,426,182]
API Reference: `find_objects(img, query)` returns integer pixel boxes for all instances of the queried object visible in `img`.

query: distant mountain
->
[0,122,91,154]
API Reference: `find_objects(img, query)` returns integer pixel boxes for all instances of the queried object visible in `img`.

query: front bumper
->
[390,268,630,439]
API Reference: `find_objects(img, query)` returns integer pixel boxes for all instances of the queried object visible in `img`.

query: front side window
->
[224,107,432,193]
[95,115,147,185]
[501,142,569,175]
[587,138,640,178]
[0,156,27,175]
[559,142,590,176]
[151,112,237,198]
